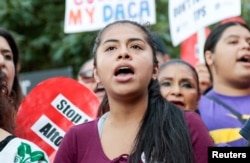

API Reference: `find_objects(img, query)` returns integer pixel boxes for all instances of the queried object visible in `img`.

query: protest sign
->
[169,0,241,46]
[64,0,156,33]
[15,77,100,157]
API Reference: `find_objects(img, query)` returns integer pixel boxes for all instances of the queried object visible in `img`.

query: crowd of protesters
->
[1,16,250,163]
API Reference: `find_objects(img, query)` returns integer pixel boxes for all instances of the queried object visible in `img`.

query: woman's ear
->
[205,50,214,66]
[94,67,101,83]
[152,64,159,80]
[197,94,201,105]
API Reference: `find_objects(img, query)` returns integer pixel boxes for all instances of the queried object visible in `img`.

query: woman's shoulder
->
[183,110,214,140]
[11,137,46,151]
[183,111,214,143]
[183,110,201,120]
[183,111,209,132]
[69,118,98,132]
[0,135,15,151]
[0,136,49,162]
[63,118,99,140]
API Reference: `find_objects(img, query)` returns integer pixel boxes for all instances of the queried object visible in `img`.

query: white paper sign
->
[169,0,241,46]
[64,0,156,33]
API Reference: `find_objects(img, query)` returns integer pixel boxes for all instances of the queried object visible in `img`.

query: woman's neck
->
[213,78,250,96]
[0,128,11,141]
[107,93,148,124]
[100,94,148,159]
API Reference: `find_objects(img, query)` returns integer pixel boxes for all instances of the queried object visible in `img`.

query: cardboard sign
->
[64,0,156,33]
[15,77,100,157]
[169,0,241,46]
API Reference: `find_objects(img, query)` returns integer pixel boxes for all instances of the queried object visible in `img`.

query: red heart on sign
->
[15,77,100,158]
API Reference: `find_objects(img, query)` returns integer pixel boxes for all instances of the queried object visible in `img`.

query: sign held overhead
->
[64,0,156,33]
[169,0,241,46]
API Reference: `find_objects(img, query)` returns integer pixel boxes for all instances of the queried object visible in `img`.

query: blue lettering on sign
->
[193,6,206,21]
[103,1,150,22]
[128,2,136,18]
[173,0,207,18]
[175,4,185,17]
[193,0,202,5]
[116,4,125,20]
[103,5,112,22]
[174,2,187,18]
[140,1,150,17]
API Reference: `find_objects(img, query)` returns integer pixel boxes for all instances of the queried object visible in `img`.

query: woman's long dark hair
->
[93,20,194,163]
[132,79,194,163]
[0,70,16,133]
[98,80,194,163]
[0,29,23,110]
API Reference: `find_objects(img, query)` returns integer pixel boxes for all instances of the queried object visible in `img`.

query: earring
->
[152,75,157,80]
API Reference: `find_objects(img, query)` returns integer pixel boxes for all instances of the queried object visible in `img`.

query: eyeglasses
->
[78,69,94,82]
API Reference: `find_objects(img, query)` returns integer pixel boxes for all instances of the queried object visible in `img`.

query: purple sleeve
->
[54,126,77,163]
[184,111,215,163]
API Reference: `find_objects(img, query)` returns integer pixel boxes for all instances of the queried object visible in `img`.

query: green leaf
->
[17,143,26,157]
[30,151,48,162]
[23,142,32,154]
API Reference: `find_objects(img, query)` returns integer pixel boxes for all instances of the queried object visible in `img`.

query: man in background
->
[152,32,170,65]
[77,58,105,102]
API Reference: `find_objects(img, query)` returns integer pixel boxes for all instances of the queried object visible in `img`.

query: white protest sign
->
[64,0,156,33]
[169,0,241,46]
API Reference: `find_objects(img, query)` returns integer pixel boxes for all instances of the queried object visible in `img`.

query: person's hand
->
[195,63,212,94]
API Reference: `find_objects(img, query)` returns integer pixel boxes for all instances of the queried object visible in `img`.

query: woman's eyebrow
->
[224,35,250,42]
[0,48,12,54]
[102,38,145,45]
[103,39,118,45]
[159,77,172,81]
[128,38,145,43]
[224,35,239,40]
